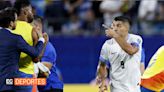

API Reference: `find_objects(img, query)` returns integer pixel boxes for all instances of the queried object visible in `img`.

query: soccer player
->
[33,16,64,92]
[97,16,143,92]
[12,0,41,91]
[141,46,164,92]
[0,7,46,92]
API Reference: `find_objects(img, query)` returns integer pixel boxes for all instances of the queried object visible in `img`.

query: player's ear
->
[9,21,14,29]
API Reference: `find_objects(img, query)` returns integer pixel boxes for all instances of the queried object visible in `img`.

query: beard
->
[11,27,16,30]
[27,16,34,23]
[12,26,16,30]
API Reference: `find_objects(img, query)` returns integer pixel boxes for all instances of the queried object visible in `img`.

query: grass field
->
[64,84,109,92]
[64,84,162,92]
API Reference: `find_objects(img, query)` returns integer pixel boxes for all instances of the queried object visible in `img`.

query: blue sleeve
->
[16,35,44,58]
[41,42,57,64]
[130,37,142,49]
[131,42,139,48]
[99,43,111,68]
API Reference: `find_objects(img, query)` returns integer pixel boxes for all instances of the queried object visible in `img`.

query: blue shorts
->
[14,71,33,92]
[141,86,164,92]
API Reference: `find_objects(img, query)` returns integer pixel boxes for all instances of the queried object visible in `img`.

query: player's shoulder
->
[157,45,164,52]
[17,20,32,27]
[129,34,143,43]
[105,38,115,45]
[46,42,55,50]
[45,42,56,54]
[129,34,142,40]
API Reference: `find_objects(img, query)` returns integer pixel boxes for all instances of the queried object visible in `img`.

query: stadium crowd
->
[1,0,164,36]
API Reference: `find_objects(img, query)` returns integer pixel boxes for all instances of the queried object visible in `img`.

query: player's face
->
[112,21,129,37]
[32,20,42,32]
[24,6,34,23]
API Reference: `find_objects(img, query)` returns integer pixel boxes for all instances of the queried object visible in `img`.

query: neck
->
[121,33,128,40]
[17,15,27,22]
[125,34,129,40]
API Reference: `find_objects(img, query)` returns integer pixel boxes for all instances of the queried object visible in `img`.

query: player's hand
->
[96,76,108,92]
[105,29,114,38]
[43,32,49,43]
[105,21,121,38]
[99,79,108,92]
[105,27,119,38]
[35,26,43,38]
[96,76,102,85]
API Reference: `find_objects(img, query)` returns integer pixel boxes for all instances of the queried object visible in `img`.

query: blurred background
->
[1,0,164,92]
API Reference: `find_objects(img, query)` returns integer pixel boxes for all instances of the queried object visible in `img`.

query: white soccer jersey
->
[99,34,143,92]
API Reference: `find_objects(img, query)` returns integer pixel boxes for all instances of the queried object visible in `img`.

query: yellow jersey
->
[141,46,164,91]
[12,20,34,74]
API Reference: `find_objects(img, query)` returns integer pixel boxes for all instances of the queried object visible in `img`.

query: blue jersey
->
[38,42,63,90]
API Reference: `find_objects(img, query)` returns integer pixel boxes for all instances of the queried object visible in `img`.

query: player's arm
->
[38,44,56,77]
[96,61,108,92]
[97,42,109,79]
[97,61,108,80]
[114,36,139,55]
[41,62,52,69]
[38,62,52,78]
[16,35,45,63]
[32,27,38,46]
[32,27,48,60]
[96,43,109,91]
[140,63,145,75]
[105,26,140,55]
[105,21,141,55]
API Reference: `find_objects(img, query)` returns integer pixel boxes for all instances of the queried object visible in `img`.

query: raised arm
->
[105,25,141,55]
[113,35,139,55]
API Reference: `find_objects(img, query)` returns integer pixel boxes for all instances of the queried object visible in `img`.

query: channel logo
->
[6,78,46,86]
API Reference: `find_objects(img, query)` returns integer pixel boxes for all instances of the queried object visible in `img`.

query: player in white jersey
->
[96,16,143,92]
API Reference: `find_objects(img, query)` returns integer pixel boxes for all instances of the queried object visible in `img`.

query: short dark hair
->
[114,16,132,26]
[14,0,30,16]
[0,7,17,28]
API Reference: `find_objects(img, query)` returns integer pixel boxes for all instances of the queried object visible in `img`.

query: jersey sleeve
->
[99,42,109,65]
[130,36,143,49]
[41,42,57,64]
[131,35,143,61]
